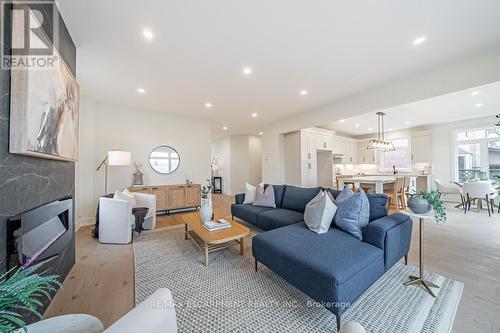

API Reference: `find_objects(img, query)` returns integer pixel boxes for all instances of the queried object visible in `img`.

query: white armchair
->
[133,192,157,230]
[99,192,156,244]
[434,179,464,208]
[23,289,177,333]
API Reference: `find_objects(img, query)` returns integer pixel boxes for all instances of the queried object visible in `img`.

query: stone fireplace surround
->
[0,0,77,323]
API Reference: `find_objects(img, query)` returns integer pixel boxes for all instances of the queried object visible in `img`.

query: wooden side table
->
[403,210,440,297]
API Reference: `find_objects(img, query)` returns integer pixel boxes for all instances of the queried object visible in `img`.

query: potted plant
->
[407,190,447,222]
[0,260,59,332]
[200,178,213,223]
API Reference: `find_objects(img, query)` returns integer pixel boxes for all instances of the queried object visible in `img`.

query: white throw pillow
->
[122,189,137,207]
[304,190,337,234]
[114,190,136,208]
[243,182,257,204]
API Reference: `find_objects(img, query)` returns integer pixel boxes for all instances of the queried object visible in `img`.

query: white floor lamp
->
[96,150,131,194]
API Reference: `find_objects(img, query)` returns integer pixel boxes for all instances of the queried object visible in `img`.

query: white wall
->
[75,95,97,230]
[75,98,212,227]
[211,135,263,194]
[230,135,250,194]
[248,136,263,186]
[211,137,231,194]
[261,47,500,184]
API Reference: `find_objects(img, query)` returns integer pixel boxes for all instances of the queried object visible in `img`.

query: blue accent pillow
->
[335,186,353,202]
[333,189,370,240]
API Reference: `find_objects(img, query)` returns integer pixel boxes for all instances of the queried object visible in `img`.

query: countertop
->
[336,173,431,178]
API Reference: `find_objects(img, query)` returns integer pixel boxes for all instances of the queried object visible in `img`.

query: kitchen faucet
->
[393,165,398,175]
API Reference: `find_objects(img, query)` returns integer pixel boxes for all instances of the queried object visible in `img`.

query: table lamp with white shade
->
[96,150,131,194]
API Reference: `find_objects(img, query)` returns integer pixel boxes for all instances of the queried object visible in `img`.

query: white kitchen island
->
[339,175,396,193]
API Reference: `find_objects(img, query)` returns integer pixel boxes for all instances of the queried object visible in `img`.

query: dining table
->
[338,175,396,194]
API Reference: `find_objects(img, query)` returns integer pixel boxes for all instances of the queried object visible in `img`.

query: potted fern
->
[0,260,60,332]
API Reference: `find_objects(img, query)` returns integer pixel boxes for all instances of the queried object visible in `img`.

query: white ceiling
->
[318,81,500,136]
[57,0,500,137]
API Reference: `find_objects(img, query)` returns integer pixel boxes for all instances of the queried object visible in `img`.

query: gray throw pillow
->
[304,190,337,234]
[333,189,370,240]
[253,185,276,208]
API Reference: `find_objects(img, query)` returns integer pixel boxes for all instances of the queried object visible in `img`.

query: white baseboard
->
[76,217,96,232]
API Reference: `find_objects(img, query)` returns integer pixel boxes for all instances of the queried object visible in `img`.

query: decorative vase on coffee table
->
[200,198,213,223]
[407,195,431,214]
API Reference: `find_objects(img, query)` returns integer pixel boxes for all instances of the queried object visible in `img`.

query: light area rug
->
[134,226,463,333]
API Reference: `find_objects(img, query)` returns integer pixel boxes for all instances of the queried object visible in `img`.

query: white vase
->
[200,198,213,223]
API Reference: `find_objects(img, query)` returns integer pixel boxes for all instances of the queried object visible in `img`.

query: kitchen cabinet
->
[411,132,431,163]
[332,135,357,164]
[357,141,376,164]
[345,140,358,164]
[301,131,317,160]
[301,160,317,187]
[284,129,334,186]
[316,134,332,151]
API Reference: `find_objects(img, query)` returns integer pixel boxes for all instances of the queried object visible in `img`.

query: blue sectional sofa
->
[231,185,413,330]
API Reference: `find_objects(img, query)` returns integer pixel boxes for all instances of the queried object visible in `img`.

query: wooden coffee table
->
[183,213,250,267]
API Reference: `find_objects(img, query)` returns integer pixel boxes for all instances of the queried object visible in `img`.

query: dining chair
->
[384,177,405,211]
[435,179,465,209]
[462,181,498,217]
[403,176,411,207]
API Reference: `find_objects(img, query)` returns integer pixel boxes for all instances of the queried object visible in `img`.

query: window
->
[456,129,486,141]
[453,126,500,184]
[383,138,410,169]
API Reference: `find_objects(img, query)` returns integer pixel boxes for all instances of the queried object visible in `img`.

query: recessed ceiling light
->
[205,102,212,108]
[143,29,154,41]
[412,36,426,46]
[368,128,373,131]
[355,123,360,128]
[300,90,308,96]
[259,131,263,136]
[242,67,253,75]
[474,103,483,108]
[405,120,411,125]
[251,112,258,118]
[470,91,480,96]
[339,119,345,123]
[222,126,228,131]
[137,88,146,94]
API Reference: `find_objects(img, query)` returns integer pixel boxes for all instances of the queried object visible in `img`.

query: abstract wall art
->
[9,10,79,162]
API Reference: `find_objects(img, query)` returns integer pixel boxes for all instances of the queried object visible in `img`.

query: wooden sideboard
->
[128,184,201,213]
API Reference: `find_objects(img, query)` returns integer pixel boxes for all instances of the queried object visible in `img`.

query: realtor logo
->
[1,0,59,70]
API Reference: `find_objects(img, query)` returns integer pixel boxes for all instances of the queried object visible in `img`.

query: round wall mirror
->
[149,146,180,174]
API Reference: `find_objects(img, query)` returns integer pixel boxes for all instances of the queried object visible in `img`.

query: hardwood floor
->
[44,194,500,332]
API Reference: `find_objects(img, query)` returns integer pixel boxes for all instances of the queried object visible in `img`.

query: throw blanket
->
[92,194,149,238]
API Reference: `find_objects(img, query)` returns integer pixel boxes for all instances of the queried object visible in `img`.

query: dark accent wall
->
[0,0,76,321]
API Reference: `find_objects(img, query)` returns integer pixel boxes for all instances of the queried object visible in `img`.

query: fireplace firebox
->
[7,197,74,272]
